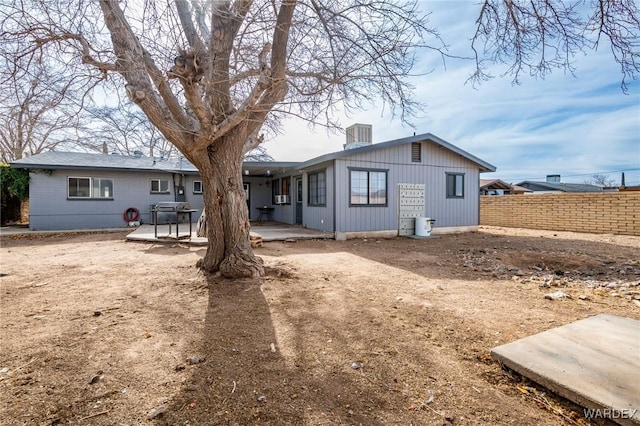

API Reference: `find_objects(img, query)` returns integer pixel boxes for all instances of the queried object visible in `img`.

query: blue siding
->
[242,176,272,221]
[301,163,334,232]
[23,138,487,234]
[266,174,297,224]
[332,142,481,233]
[28,170,204,230]
[182,175,205,221]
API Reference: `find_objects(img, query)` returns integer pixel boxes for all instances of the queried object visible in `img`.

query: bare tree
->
[88,100,271,160]
[2,1,637,277]
[471,0,640,93]
[0,65,90,162]
[244,145,273,162]
[86,102,177,158]
[584,174,617,187]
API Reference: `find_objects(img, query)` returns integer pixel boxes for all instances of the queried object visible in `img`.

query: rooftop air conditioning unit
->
[344,123,373,150]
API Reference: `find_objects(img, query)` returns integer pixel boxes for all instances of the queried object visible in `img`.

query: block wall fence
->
[480,192,640,236]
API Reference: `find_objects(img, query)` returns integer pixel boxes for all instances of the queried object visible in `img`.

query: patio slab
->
[250,222,334,241]
[491,314,640,425]
[125,223,333,245]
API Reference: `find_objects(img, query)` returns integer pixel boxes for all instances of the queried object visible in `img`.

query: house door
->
[295,177,303,225]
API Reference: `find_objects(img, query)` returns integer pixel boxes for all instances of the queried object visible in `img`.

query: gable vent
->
[411,142,422,162]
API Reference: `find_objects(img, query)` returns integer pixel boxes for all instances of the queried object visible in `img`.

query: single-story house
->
[517,175,604,193]
[480,178,512,195]
[11,126,496,238]
[480,179,533,195]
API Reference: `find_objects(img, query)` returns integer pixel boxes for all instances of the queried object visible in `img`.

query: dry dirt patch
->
[0,227,638,425]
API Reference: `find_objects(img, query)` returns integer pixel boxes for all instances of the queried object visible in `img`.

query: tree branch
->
[98,0,194,148]
[244,0,296,135]
[242,128,264,154]
[139,47,193,130]
[191,0,211,36]
[175,0,207,53]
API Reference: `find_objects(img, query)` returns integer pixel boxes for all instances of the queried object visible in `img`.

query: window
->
[68,177,90,198]
[68,177,114,199]
[273,178,291,204]
[350,169,387,205]
[272,179,279,204]
[193,180,203,194]
[92,178,113,198]
[308,170,326,206]
[296,179,303,203]
[411,142,422,162]
[151,179,170,193]
[446,173,465,198]
[281,177,290,197]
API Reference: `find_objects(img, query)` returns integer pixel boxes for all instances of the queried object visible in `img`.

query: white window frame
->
[68,176,91,199]
[193,180,203,194]
[92,178,114,199]
[68,176,114,199]
[151,179,170,194]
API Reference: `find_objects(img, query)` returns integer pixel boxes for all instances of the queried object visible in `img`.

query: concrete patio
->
[125,222,334,245]
[491,314,640,425]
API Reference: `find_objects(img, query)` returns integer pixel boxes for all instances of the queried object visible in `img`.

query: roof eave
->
[11,163,199,174]
[295,132,496,172]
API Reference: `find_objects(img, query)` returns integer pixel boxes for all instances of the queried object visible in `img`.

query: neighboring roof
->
[296,133,496,173]
[510,184,534,193]
[516,181,604,193]
[480,179,512,190]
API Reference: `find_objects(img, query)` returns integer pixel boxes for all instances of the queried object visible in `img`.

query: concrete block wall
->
[480,192,640,236]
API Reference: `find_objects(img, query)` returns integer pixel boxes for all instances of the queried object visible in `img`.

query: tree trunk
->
[194,134,263,279]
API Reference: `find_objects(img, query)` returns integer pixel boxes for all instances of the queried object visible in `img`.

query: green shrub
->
[1,165,29,200]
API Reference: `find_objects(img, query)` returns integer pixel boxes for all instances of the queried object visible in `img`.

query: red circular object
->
[123,207,140,222]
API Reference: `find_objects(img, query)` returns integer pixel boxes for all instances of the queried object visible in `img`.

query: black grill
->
[152,202,198,240]
[154,201,192,212]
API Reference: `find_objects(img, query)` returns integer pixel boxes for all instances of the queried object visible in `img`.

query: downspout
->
[179,173,185,200]
[332,160,337,235]
[172,173,177,201]
[477,172,481,226]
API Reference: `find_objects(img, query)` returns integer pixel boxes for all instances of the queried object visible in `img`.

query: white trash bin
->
[415,217,434,237]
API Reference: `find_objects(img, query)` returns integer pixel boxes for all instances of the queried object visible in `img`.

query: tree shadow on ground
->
[155,272,428,425]
[157,275,304,424]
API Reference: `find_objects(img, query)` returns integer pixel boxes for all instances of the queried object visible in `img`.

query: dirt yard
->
[1,226,638,425]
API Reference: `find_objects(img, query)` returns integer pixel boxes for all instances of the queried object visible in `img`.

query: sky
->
[263,1,640,186]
